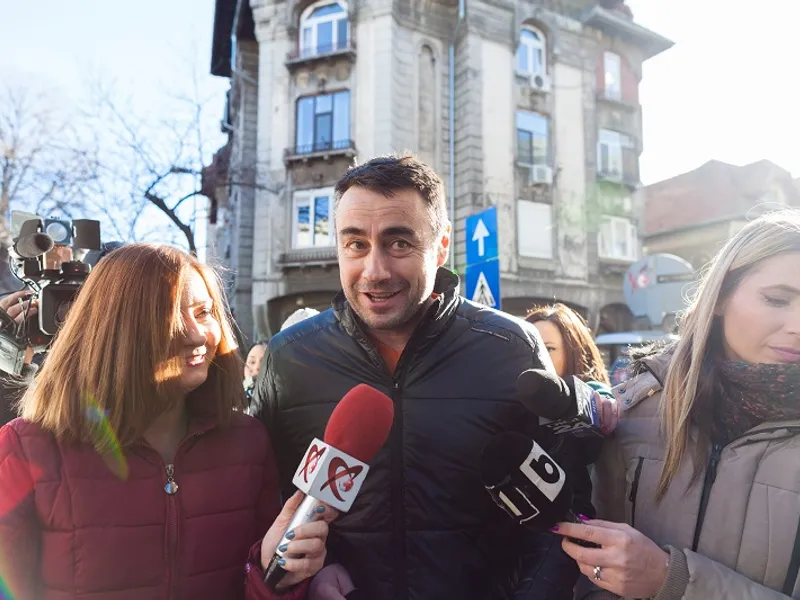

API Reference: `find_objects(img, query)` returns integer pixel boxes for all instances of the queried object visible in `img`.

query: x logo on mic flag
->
[321,457,364,502]
[301,444,325,483]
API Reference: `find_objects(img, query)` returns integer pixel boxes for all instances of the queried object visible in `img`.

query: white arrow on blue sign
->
[465,207,498,267]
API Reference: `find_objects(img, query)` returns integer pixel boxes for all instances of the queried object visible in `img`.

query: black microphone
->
[516,369,605,465]
[13,233,54,259]
[479,431,598,547]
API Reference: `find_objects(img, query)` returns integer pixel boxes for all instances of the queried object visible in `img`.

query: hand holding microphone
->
[479,431,598,548]
[552,518,670,598]
[516,369,606,465]
[263,383,395,590]
[260,490,335,590]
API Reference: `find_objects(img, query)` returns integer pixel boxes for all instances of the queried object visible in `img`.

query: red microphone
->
[264,384,394,588]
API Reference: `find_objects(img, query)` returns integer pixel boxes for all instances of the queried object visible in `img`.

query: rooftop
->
[643,159,800,236]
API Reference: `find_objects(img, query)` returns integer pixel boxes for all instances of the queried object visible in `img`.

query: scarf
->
[714,361,800,443]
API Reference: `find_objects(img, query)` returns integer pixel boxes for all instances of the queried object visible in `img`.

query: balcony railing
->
[286,40,357,69]
[278,247,338,268]
[597,148,640,187]
[284,139,357,164]
[597,168,640,188]
[596,89,639,109]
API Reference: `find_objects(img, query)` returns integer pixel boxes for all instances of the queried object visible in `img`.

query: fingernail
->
[579,514,589,521]
[285,530,295,540]
[315,505,326,514]
[550,525,559,532]
[278,544,288,552]
[277,558,286,567]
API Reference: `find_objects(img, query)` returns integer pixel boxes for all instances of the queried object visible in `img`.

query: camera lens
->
[46,221,70,244]
[55,300,73,325]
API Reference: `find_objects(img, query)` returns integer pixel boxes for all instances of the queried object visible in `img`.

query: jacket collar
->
[640,349,674,385]
[332,267,461,360]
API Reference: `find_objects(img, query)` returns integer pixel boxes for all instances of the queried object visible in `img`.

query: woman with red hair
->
[0,243,333,599]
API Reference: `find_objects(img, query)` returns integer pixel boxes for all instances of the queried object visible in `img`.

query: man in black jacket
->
[254,155,586,599]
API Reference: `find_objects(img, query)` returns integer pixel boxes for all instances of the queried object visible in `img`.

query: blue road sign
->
[465,258,501,310]
[465,206,498,267]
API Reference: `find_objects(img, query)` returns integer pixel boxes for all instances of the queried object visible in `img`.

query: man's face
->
[336,186,449,333]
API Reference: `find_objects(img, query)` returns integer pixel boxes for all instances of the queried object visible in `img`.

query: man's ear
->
[437,222,451,267]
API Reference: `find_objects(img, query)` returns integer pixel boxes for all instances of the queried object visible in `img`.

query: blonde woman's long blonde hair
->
[657,209,800,500]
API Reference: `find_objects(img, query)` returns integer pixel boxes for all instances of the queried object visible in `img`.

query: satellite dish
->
[623,254,695,328]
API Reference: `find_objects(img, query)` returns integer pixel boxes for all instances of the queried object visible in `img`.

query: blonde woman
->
[555,211,800,599]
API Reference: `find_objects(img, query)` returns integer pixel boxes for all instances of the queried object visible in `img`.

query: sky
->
[0,0,228,255]
[627,0,800,184]
[0,0,797,195]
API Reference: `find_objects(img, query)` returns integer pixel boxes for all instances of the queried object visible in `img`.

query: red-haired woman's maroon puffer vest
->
[0,412,308,600]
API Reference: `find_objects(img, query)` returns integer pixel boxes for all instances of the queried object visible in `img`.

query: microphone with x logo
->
[264,383,395,589]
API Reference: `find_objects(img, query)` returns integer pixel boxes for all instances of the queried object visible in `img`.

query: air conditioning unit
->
[530,73,552,93]
[530,165,554,185]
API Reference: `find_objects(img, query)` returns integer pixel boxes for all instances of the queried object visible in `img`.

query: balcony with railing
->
[284,139,357,164]
[286,40,357,70]
[278,246,338,268]
[597,147,640,187]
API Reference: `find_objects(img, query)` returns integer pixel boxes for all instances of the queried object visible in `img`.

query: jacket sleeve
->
[660,547,792,600]
[0,423,40,600]
[244,541,310,600]
[244,423,311,600]
[512,530,581,600]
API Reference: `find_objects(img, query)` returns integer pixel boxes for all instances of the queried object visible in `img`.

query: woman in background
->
[558,210,800,599]
[244,341,268,403]
[0,244,332,600]
[526,303,615,427]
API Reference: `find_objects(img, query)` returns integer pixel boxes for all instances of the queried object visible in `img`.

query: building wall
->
[644,219,749,270]
[218,0,665,339]
[481,38,516,274]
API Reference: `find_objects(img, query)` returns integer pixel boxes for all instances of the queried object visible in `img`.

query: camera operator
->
[0,240,124,426]
[0,290,39,426]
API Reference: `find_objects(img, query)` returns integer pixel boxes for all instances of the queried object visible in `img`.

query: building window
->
[596,187,632,214]
[517,200,553,259]
[598,216,637,262]
[292,188,334,248]
[516,27,546,77]
[516,111,549,167]
[295,91,351,154]
[300,1,349,58]
[603,52,621,100]
[597,129,633,179]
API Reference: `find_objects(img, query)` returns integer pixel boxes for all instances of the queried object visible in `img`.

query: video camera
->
[0,211,103,375]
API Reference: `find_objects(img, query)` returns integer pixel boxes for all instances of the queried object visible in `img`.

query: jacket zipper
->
[159,429,206,599]
[690,441,724,552]
[628,457,644,528]
[390,377,407,600]
[165,463,179,599]
[363,304,440,600]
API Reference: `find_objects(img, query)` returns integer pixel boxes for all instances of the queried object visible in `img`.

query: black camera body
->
[0,211,103,374]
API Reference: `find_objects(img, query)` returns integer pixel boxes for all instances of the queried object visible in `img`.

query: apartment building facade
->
[208,0,672,341]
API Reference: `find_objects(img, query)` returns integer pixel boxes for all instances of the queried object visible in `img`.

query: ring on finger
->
[593,565,602,581]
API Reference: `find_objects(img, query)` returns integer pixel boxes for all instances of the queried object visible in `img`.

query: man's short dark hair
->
[334,154,449,236]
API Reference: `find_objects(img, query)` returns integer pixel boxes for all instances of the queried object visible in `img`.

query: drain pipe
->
[448,0,465,271]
